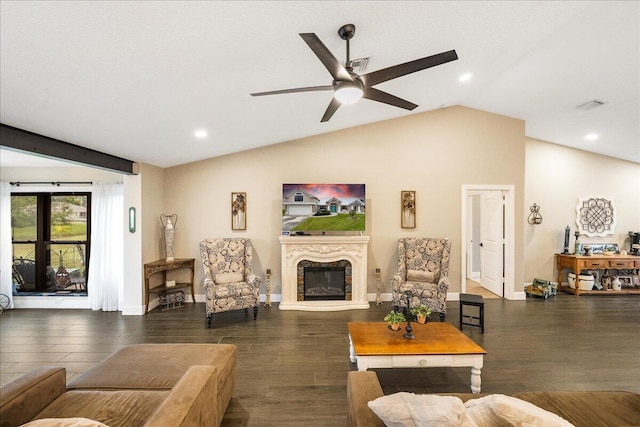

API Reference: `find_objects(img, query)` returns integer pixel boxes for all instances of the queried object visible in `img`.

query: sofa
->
[0,365,216,427]
[0,344,237,427]
[347,371,640,427]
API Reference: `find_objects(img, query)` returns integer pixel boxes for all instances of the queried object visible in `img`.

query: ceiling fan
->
[250,24,458,122]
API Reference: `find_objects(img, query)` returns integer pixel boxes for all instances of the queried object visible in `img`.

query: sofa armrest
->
[145,365,218,427]
[347,371,385,427]
[0,366,66,427]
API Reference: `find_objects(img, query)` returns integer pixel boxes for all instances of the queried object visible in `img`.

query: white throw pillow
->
[407,269,435,283]
[215,272,243,284]
[20,418,110,427]
[368,392,476,427]
[464,394,575,427]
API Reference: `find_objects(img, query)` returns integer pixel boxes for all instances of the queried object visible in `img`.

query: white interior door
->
[480,191,504,296]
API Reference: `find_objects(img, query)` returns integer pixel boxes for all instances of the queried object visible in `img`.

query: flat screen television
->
[282,184,365,233]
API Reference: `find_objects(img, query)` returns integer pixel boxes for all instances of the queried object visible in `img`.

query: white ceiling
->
[1,1,638,169]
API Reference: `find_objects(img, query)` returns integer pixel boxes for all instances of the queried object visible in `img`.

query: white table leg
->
[349,334,357,363]
[470,366,482,393]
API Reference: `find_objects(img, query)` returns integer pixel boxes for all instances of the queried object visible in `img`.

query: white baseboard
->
[260,294,282,303]
[122,305,145,315]
[13,296,89,309]
[512,291,527,300]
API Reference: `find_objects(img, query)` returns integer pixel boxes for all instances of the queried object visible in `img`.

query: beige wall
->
[524,139,640,282]
[5,106,638,309]
[140,163,165,264]
[163,105,527,298]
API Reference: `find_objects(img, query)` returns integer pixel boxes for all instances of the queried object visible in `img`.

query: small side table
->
[144,258,195,313]
[459,293,484,333]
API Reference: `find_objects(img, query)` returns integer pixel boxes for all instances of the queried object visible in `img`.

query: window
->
[294,192,303,202]
[11,193,91,294]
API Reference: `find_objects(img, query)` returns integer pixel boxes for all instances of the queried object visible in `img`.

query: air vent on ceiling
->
[347,57,369,73]
[575,100,606,110]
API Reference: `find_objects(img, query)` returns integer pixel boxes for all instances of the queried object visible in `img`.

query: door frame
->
[461,185,515,300]
[466,192,481,280]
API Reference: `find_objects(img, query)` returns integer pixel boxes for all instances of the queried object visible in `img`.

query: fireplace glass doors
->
[297,260,352,301]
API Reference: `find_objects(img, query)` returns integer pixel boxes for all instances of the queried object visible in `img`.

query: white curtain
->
[0,182,14,309]
[88,182,124,311]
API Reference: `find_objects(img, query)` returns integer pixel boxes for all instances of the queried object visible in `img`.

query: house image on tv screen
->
[282,184,365,232]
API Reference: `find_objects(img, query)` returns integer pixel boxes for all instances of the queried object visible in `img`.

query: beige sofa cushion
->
[464,394,574,426]
[367,393,471,427]
[68,344,235,391]
[33,390,169,427]
[366,392,576,427]
[21,418,109,427]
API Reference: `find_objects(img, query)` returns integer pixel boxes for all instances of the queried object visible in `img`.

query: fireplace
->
[299,260,351,301]
[279,235,369,311]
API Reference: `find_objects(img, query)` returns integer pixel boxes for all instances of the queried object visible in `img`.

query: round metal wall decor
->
[576,196,616,237]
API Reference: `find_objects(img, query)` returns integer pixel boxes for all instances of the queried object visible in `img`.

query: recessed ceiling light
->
[459,73,472,83]
[194,129,208,138]
[585,133,599,141]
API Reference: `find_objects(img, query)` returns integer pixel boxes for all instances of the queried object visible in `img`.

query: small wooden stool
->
[460,293,484,333]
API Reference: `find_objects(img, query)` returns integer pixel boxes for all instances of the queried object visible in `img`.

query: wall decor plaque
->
[576,196,616,237]
[401,190,416,229]
[232,192,247,230]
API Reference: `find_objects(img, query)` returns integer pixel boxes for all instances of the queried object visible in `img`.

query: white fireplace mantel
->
[279,235,370,311]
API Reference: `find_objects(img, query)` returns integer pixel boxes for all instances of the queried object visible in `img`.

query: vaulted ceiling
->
[1,1,638,168]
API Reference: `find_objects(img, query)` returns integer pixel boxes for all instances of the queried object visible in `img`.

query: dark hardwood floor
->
[1,295,639,426]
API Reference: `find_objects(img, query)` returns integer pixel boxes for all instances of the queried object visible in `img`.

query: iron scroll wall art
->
[576,196,616,237]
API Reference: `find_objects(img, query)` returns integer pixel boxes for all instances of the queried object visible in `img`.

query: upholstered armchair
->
[199,238,262,328]
[391,237,451,321]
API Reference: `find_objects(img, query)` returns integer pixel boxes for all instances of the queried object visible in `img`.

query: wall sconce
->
[128,207,136,233]
[527,203,543,225]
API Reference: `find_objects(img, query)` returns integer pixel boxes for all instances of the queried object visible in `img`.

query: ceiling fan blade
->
[299,33,353,82]
[362,87,418,110]
[251,85,334,97]
[321,97,341,122]
[361,50,458,87]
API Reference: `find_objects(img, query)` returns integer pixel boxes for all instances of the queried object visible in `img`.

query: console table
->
[144,258,195,312]
[555,253,640,295]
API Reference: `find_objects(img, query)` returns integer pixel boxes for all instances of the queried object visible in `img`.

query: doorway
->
[461,185,515,300]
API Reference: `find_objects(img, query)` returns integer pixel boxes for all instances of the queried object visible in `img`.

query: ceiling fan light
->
[334,86,363,104]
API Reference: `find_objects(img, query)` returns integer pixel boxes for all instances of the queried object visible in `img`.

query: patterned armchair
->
[199,238,262,328]
[391,237,451,321]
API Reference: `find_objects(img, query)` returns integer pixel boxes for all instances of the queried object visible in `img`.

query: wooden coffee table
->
[347,321,487,393]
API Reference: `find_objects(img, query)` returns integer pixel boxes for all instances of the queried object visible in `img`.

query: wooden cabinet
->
[144,258,195,312]
[555,254,640,295]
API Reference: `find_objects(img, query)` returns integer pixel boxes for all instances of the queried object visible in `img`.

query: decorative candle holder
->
[403,291,415,340]
[374,268,382,306]
[265,268,272,307]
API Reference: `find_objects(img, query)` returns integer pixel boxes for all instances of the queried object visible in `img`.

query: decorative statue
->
[160,214,178,262]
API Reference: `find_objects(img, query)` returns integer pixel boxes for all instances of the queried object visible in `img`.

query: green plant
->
[410,304,432,317]
[383,310,406,324]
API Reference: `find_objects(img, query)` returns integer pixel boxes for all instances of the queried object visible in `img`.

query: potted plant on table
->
[410,304,432,324]
[384,310,406,331]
